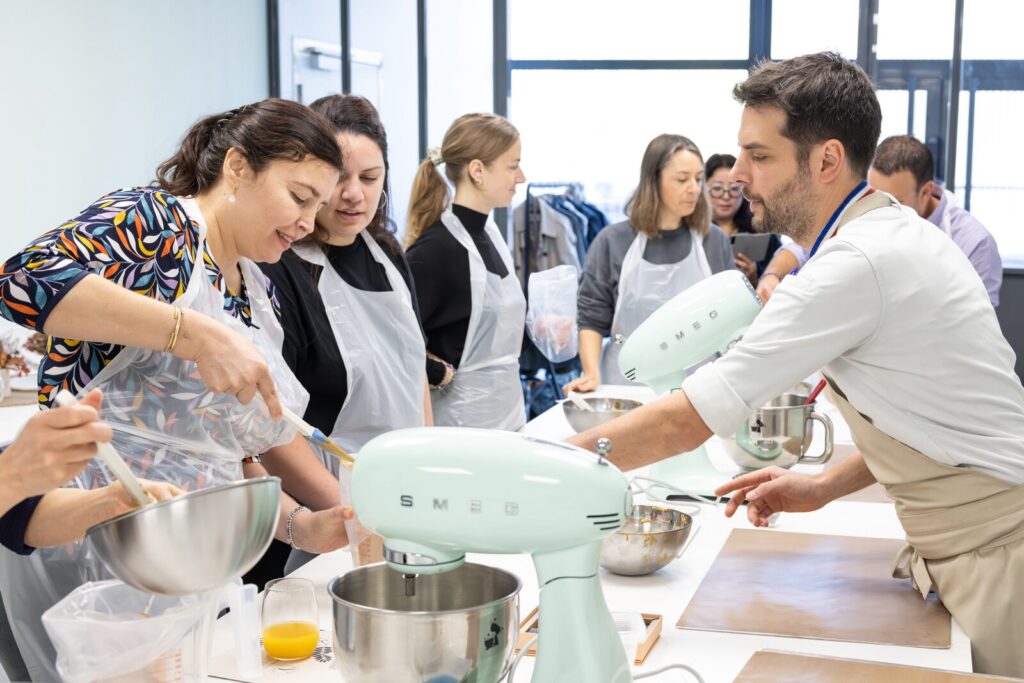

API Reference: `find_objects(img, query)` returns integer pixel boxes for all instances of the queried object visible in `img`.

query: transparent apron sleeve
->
[83,393,243,492]
[525,265,579,363]
[84,348,304,460]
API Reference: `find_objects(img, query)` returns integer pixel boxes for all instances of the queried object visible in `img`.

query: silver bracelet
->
[286,504,310,551]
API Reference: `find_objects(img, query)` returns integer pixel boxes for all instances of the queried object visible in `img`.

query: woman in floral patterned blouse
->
[0,99,357,681]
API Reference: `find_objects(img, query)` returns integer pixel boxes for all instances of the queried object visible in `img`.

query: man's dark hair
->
[871,135,934,188]
[733,52,882,179]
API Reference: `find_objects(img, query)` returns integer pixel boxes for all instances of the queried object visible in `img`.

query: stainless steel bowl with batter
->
[86,477,281,596]
[599,504,694,576]
[562,396,643,433]
[329,562,521,683]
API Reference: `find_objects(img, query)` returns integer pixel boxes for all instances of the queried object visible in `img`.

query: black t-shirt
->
[260,235,427,435]
[405,204,511,369]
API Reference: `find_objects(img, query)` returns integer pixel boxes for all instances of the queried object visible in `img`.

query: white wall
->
[426,0,494,146]
[276,0,341,102]
[351,0,419,235]
[0,1,268,259]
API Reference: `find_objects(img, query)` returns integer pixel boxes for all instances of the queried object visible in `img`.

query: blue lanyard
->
[807,181,868,259]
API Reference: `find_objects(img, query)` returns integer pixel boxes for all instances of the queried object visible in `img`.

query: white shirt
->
[683,199,1024,483]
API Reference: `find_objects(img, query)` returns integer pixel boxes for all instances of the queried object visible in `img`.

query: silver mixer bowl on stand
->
[329,562,521,683]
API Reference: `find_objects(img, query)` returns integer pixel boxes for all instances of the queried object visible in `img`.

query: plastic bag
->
[42,580,204,683]
[338,457,384,566]
[526,265,579,363]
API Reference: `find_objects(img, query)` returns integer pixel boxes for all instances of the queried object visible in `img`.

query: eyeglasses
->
[708,184,743,199]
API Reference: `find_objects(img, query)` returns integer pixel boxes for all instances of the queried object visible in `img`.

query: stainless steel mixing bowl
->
[562,396,643,433]
[86,477,281,596]
[599,505,693,576]
[329,562,521,683]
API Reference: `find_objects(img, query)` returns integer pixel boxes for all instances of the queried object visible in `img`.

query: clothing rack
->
[522,182,584,294]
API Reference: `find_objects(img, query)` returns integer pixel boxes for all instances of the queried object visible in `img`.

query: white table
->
[0,404,36,448]
[208,385,971,682]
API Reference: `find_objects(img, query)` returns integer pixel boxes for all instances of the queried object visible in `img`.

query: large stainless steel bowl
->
[600,505,693,576]
[330,563,520,683]
[562,396,643,433]
[86,477,280,596]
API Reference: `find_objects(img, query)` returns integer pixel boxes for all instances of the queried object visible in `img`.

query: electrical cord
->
[634,662,707,681]
[506,634,536,682]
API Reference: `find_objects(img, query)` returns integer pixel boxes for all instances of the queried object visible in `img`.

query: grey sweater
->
[578,220,735,336]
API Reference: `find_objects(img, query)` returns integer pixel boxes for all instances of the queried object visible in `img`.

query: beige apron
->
[827,375,1024,676]
[810,189,1024,676]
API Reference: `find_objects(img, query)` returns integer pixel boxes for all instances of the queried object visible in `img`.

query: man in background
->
[869,135,1002,307]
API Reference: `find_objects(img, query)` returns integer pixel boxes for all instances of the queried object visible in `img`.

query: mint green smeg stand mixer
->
[616,270,762,499]
[352,427,634,683]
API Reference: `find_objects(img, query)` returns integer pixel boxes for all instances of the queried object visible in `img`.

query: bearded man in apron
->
[568,52,1024,677]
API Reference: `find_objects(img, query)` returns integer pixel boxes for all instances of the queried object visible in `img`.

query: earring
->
[379,191,388,211]
[474,177,483,187]
[228,193,236,203]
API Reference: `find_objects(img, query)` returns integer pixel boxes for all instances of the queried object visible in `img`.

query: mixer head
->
[351,428,633,575]
[618,270,761,395]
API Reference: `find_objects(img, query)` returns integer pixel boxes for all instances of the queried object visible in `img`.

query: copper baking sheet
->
[733,650,1020,682]
[677,529,950,647]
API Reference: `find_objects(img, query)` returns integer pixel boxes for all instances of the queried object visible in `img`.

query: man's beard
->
[748,170,817,243]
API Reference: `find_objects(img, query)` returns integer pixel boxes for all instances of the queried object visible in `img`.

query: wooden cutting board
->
[734,650,1022,682]
[678,529,950,647]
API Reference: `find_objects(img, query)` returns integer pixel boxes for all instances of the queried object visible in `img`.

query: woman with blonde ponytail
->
[405,113,528,430]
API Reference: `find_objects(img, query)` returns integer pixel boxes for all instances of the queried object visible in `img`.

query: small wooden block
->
[515,607,663,665]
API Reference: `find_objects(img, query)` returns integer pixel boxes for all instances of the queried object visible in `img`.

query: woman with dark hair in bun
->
[0,98,354,680]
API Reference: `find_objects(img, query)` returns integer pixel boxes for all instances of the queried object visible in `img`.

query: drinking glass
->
[261,577,319,661]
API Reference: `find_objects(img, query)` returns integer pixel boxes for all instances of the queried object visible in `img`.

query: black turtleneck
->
[406,204,512,371]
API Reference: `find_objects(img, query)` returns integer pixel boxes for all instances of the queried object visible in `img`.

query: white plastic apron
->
[0,197,309,681]
[601,228,711,385]
[291,234,426,475]
[430,208,526,431]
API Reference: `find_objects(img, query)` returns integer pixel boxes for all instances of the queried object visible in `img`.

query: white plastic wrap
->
[42,580,204,683]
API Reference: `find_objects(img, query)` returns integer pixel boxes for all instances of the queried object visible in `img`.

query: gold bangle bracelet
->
[164,305,183,353]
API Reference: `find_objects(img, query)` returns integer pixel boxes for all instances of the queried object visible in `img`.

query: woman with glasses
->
[564,134,734,393]
[705,153,782,286]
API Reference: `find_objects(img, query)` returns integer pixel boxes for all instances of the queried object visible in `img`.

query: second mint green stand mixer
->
[352,427,633,683]
[616,270,762,500]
